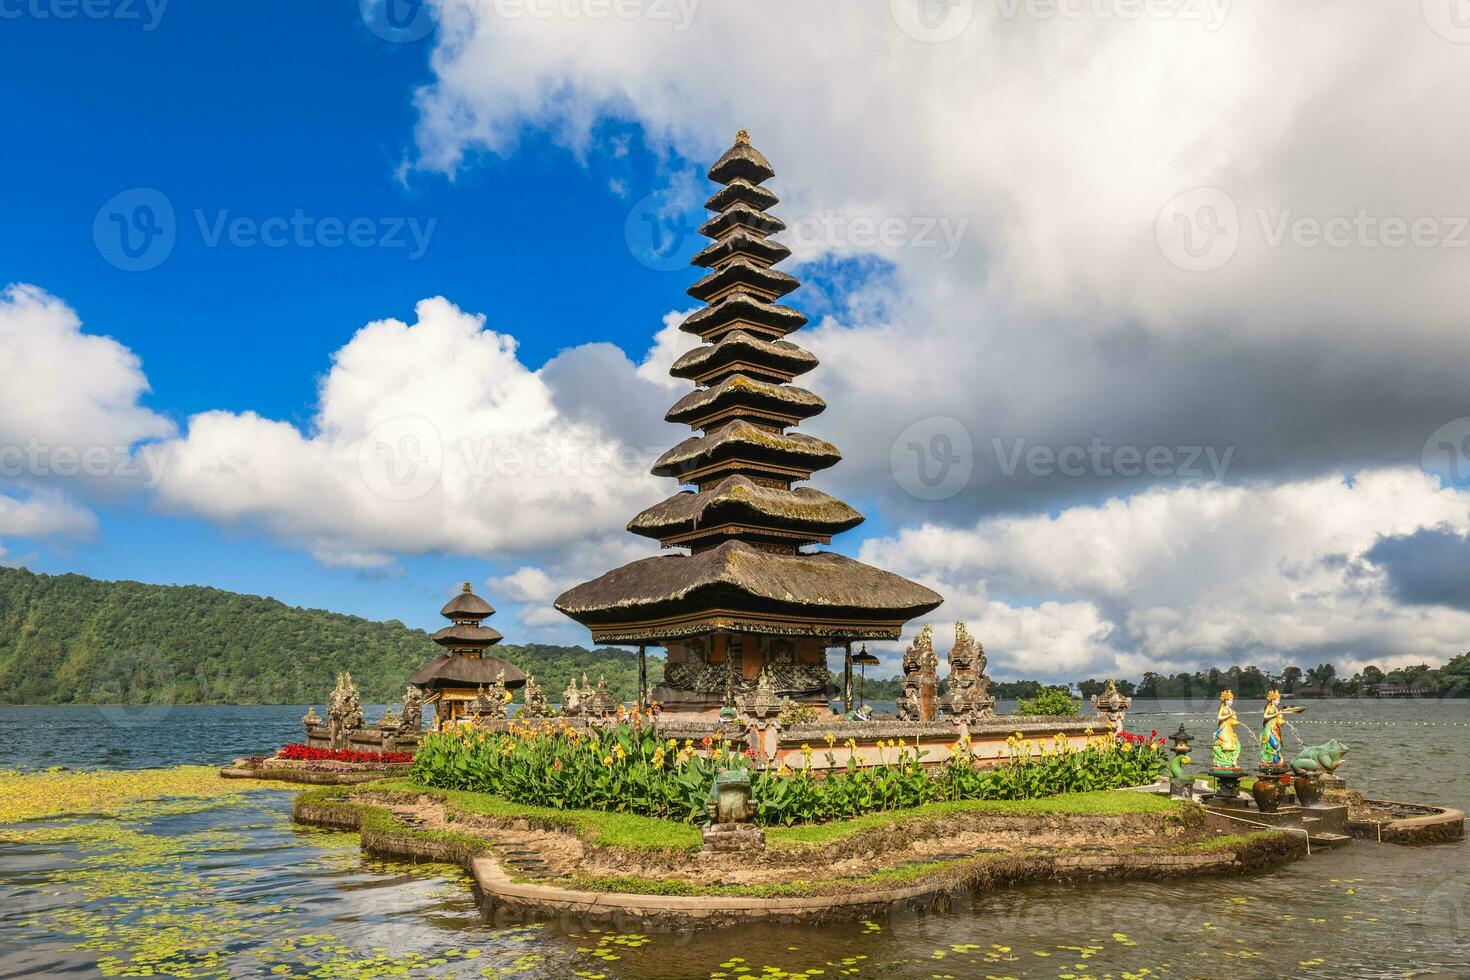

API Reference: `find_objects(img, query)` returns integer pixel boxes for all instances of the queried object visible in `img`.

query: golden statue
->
[1212,690,1242,770]
[1259,690,1304,767]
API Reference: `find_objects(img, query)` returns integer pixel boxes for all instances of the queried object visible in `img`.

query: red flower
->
[277,743,412,765]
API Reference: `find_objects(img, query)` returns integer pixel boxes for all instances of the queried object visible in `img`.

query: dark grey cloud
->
[1368,525,1470,612]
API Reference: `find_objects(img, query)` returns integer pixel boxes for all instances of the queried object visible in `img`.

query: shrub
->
[1016,686,1079,716]
[410,722,1166,827]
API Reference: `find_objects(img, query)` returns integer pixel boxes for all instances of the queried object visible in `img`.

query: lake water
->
[2,699,1467,978]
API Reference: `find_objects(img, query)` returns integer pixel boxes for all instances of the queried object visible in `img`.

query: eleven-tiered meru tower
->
[556,131,942,714]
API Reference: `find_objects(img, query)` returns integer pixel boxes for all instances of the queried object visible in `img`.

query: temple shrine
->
[409,582,526,726]
[556,131,943,717]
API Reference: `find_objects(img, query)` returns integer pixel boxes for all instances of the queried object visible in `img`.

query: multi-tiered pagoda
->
[556,132,942,716]
[409,582,526,726]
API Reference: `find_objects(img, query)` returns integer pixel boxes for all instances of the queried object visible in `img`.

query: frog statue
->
[705,768,756,825]
[1290,740,1349,776]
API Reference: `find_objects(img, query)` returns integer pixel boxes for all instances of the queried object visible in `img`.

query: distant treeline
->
[1072,658,1470,700]
[0,566,657,705]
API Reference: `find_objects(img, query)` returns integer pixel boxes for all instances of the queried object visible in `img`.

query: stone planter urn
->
[1251,773,1289,813]
[1293,774,1325,807]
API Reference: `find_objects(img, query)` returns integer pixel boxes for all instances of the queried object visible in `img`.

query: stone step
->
[1309,832,1352,849]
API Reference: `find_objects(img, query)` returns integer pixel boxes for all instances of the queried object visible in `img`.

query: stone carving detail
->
[562,677,582,717]
[376,705,399,730]
[586,675,619,717]
[943,622,996,722]
[740,668,786,720]
[664,657,828,699]
[898,625,939,722]
[398,686,424,733]
[327,672,364,749]
[470,671,510,723]
[1091,679,1133,734]
[301,706,322,732]
[520,674,551,718]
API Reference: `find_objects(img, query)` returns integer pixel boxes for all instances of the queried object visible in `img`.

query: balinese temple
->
[409,583,526,726]
[556,131,943,717]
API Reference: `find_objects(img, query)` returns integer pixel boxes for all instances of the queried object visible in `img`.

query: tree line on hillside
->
[0,566,655,705]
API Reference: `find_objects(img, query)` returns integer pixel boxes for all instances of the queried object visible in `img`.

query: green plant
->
[411,722,1166,828]
[1016,686,1079,716]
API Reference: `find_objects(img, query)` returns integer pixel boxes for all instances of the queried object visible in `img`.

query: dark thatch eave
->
[670,331,818,383]
[554,540,942,628]
[439,587,494,620]
[651,420,840,479]
[698,204,785,240]
[692,233,790,270]
[706,178,778,213]
[431,623,505,647]
[665,374,825,427]
[627,475,864,539]
[680,291,807,338]
[409,653,527,690]
[708,139,776,184]
[687,258,798,303]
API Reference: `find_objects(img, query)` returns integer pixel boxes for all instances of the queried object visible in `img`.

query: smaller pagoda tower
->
[409,582,526,727]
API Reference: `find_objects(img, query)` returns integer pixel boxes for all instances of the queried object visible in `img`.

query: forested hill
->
[0,566,659,705]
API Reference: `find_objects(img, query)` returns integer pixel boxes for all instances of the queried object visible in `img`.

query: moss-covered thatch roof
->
[652,420,840,480]
[670,330,818,383]
[439,582,494,620]
[555,540,943,640]
[708,135,775,184]
[409,653,526,691]
[431,623,504,648]
[706,178,778,213]
[699,203,785,240]
[665,374,825,427]
[680,289,807,338]
[692,231,791,270]
[687,258,798,304]
[628,475,864,540]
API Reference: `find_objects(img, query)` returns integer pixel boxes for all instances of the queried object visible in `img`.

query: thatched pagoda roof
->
[688,258,798,304]
[439,582,494,620]
[692,231,791,270]
[665,374,825,428]
[670,330,817,384]
[680,290,807,340]
[628,475,863,544]
[706,178,778,213]
[652,420,839,481]
[431,622,505,648]
[699,203,785,240]
[409,653,527,691]
[555,540,942,642]
[708,133,775,184]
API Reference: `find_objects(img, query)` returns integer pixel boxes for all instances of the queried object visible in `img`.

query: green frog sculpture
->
[705,768,756,825]
[1290,740,1348,806]
[1290,740,1349,776]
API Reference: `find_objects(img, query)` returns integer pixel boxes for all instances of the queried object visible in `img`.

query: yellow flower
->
[602,755,614,766]
[825,732,836,746]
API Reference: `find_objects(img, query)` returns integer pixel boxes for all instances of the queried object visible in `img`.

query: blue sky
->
[3,2,1468,679]
[0,2,714,631]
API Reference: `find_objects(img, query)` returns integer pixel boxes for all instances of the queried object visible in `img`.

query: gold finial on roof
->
[735,129,750,144]
[462,581,472,592]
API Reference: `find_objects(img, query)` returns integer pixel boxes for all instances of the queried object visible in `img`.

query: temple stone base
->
[701,822,765,854]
